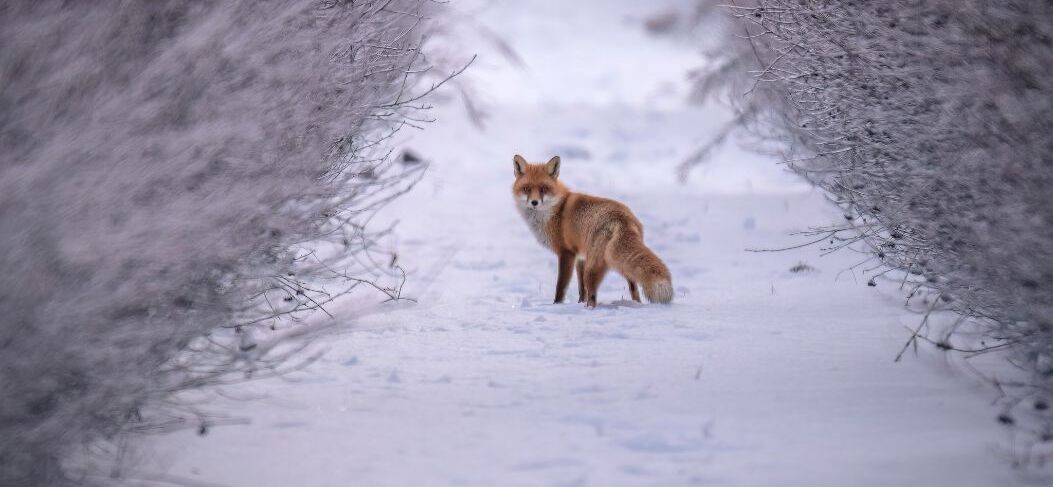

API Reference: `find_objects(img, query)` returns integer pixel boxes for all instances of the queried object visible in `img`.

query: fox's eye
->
[521,186,532,194]
[539,187,548,195]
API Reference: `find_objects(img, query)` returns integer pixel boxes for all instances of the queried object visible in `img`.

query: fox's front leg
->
[575,259,585,303]
[553,250,576,303]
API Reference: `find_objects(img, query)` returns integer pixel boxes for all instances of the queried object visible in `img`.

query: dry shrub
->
[682,0,1053,455]
[0,0,463,483]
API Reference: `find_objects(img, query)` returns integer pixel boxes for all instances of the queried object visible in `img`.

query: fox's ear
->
[513,154,527,177]
[545,156,561,179]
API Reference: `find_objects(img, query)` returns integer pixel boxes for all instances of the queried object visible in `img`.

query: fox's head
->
[511,154,567,212]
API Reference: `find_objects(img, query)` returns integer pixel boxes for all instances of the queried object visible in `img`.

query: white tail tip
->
[646,280,673,304]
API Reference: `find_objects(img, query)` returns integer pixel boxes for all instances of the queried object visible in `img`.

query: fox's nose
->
[530,200,539,207]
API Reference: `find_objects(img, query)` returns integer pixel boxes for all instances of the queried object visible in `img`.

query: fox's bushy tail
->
[609,228,673,304]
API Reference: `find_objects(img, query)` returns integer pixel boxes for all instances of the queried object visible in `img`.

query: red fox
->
[511,154,673,307]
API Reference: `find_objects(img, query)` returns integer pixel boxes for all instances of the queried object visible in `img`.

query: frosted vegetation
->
[685,0,1053,445]
[4,0,1052,483]
[0,1,451,484]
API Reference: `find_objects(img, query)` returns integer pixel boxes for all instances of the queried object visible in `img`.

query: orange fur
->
[511,155,673,307]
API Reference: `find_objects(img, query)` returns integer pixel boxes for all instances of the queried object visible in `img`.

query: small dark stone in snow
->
[400,149,423,165]
[997,414,1014,425]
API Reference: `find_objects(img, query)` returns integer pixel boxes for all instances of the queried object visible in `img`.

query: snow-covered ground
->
[142,1,1043,486]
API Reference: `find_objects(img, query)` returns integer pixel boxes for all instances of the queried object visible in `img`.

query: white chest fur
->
[517,205,554,249]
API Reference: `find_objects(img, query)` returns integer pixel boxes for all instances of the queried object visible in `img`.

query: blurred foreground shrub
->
[0,0,455,483]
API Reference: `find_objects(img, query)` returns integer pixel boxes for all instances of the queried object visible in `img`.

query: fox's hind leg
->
[575,259,586,303]
[583,258,608,308]
[584,227,619,308]
[627,280,641,302]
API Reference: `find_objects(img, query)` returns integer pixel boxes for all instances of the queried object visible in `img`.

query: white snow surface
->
[143,1,1045,486]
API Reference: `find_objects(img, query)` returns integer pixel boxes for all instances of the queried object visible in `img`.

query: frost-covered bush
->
[683,0,1053,432]
[0,1,450,483]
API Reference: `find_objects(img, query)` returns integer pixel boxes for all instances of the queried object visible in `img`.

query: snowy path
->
[146,2,1030,486]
